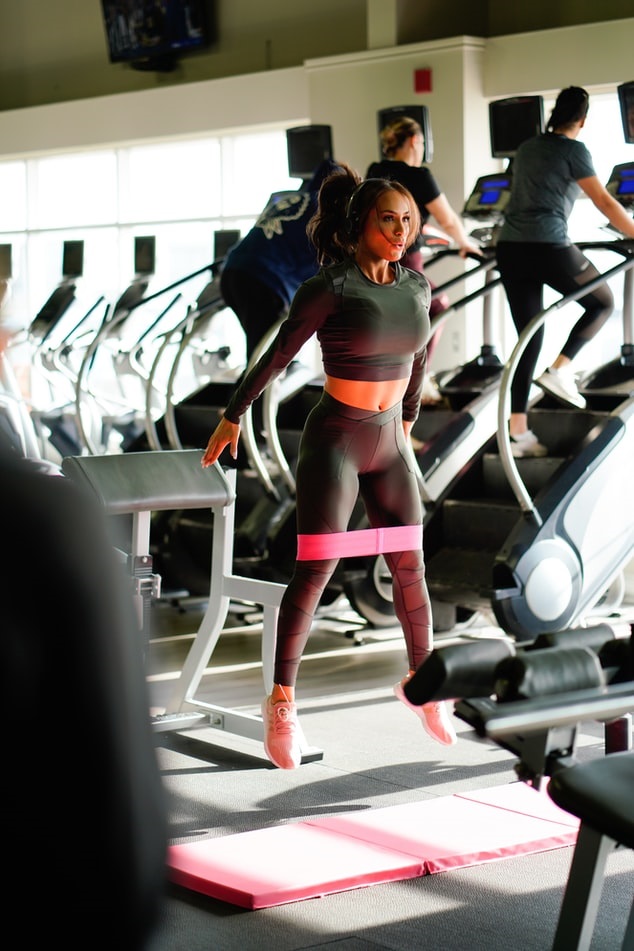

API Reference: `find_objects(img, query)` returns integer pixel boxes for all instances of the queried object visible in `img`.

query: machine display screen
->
[479,190,501,205]
[463,174,512,220]
[606,163,634,206]
[480,177,510,190]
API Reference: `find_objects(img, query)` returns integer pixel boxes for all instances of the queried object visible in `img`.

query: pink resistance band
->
[296,524,423,561]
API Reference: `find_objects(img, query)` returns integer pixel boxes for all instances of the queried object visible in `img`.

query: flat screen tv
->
[100,1,216,71]
[0,244,12,280]
[377,105,433,164]
[617,81,634,144]
[214,229,241,260]
[286,126,333,181]
[489,96,544,159]
[134,235,156,275]
[62,240,84,279]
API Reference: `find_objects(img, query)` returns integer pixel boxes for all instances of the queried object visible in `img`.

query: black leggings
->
[274,392,432,686]
[220,267,286,363]
[496,242,614,414]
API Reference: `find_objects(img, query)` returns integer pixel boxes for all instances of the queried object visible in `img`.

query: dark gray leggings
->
[274,392,432,686]
[496,241,614,414]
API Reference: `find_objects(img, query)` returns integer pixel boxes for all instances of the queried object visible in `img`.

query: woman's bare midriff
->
[324,374,409,412]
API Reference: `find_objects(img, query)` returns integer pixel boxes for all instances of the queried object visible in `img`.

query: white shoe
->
[510,430,548,458]
[261,695,301,769]
[536,366,586,409]
[393,679,457,746]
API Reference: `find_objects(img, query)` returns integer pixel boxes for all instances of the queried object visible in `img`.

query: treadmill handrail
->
[423,251,497,297]
[244,316,288,500]
[118,262,215,315]
[159,287,227,452]
[496,242,634,524]
[428,270,502,340]
[145,307,200,452]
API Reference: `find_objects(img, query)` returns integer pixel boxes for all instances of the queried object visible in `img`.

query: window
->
[0,128,300,335]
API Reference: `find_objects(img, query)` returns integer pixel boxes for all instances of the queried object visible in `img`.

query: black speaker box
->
[377,104,433,163]
[617,81,634,144]
[134,235,156,275]
[286,125,333,180]
[62,239,84,278]
[0,244,12,280]
[488,96,544,159]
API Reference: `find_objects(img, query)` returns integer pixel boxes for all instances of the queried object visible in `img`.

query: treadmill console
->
[29,283,77,342]
[463,173,513,222]
[605,162,634,210]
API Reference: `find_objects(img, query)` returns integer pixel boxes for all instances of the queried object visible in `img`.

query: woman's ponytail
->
[547,86,589,132]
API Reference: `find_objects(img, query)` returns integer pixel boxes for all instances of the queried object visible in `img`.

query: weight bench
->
[61,449,322,763]
[402,631,633,785]
[481,682,634,950]
[547,750,634,951]
[403,633,634,948]
[464,671,634,950]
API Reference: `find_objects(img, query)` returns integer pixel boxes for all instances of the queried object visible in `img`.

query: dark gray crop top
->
[223,257,431,425]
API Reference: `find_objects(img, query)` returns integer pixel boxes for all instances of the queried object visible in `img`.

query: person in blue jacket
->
[220,158,341,365]
[220,158,340,438]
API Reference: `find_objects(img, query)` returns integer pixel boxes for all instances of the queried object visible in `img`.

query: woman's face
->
[360,190,412,261]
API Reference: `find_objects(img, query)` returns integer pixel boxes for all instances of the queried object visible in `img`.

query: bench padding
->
[548,750,634,848]
[61,450,233,514]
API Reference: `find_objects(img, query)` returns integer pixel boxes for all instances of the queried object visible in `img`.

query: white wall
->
[305,36,489,212]
[0,66,309,157]
[484,19,634,98]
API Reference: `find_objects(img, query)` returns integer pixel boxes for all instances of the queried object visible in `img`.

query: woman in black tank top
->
[368,116,482,400]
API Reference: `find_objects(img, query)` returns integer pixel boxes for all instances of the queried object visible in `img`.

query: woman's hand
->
[427,194,483,259]
[458,237,484,259]
[201,416,240,468]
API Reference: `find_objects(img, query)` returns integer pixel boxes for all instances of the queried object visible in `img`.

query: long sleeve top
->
[223,256,431,425]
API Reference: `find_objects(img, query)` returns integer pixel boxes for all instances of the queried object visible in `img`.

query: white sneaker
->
[261,695,301,769]
[536,366,586,409]
[510,430,548,458]
[393,679,457,746]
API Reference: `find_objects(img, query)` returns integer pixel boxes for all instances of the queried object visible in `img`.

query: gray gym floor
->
[145,595,634,951]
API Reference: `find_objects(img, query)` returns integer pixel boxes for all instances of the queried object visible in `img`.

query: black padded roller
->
[404,638,516,704]
[529,623,615,654]
[494,646,605,702]
[599,633,634,684]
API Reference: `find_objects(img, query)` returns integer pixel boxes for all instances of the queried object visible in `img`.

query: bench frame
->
[61,449,323,763]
